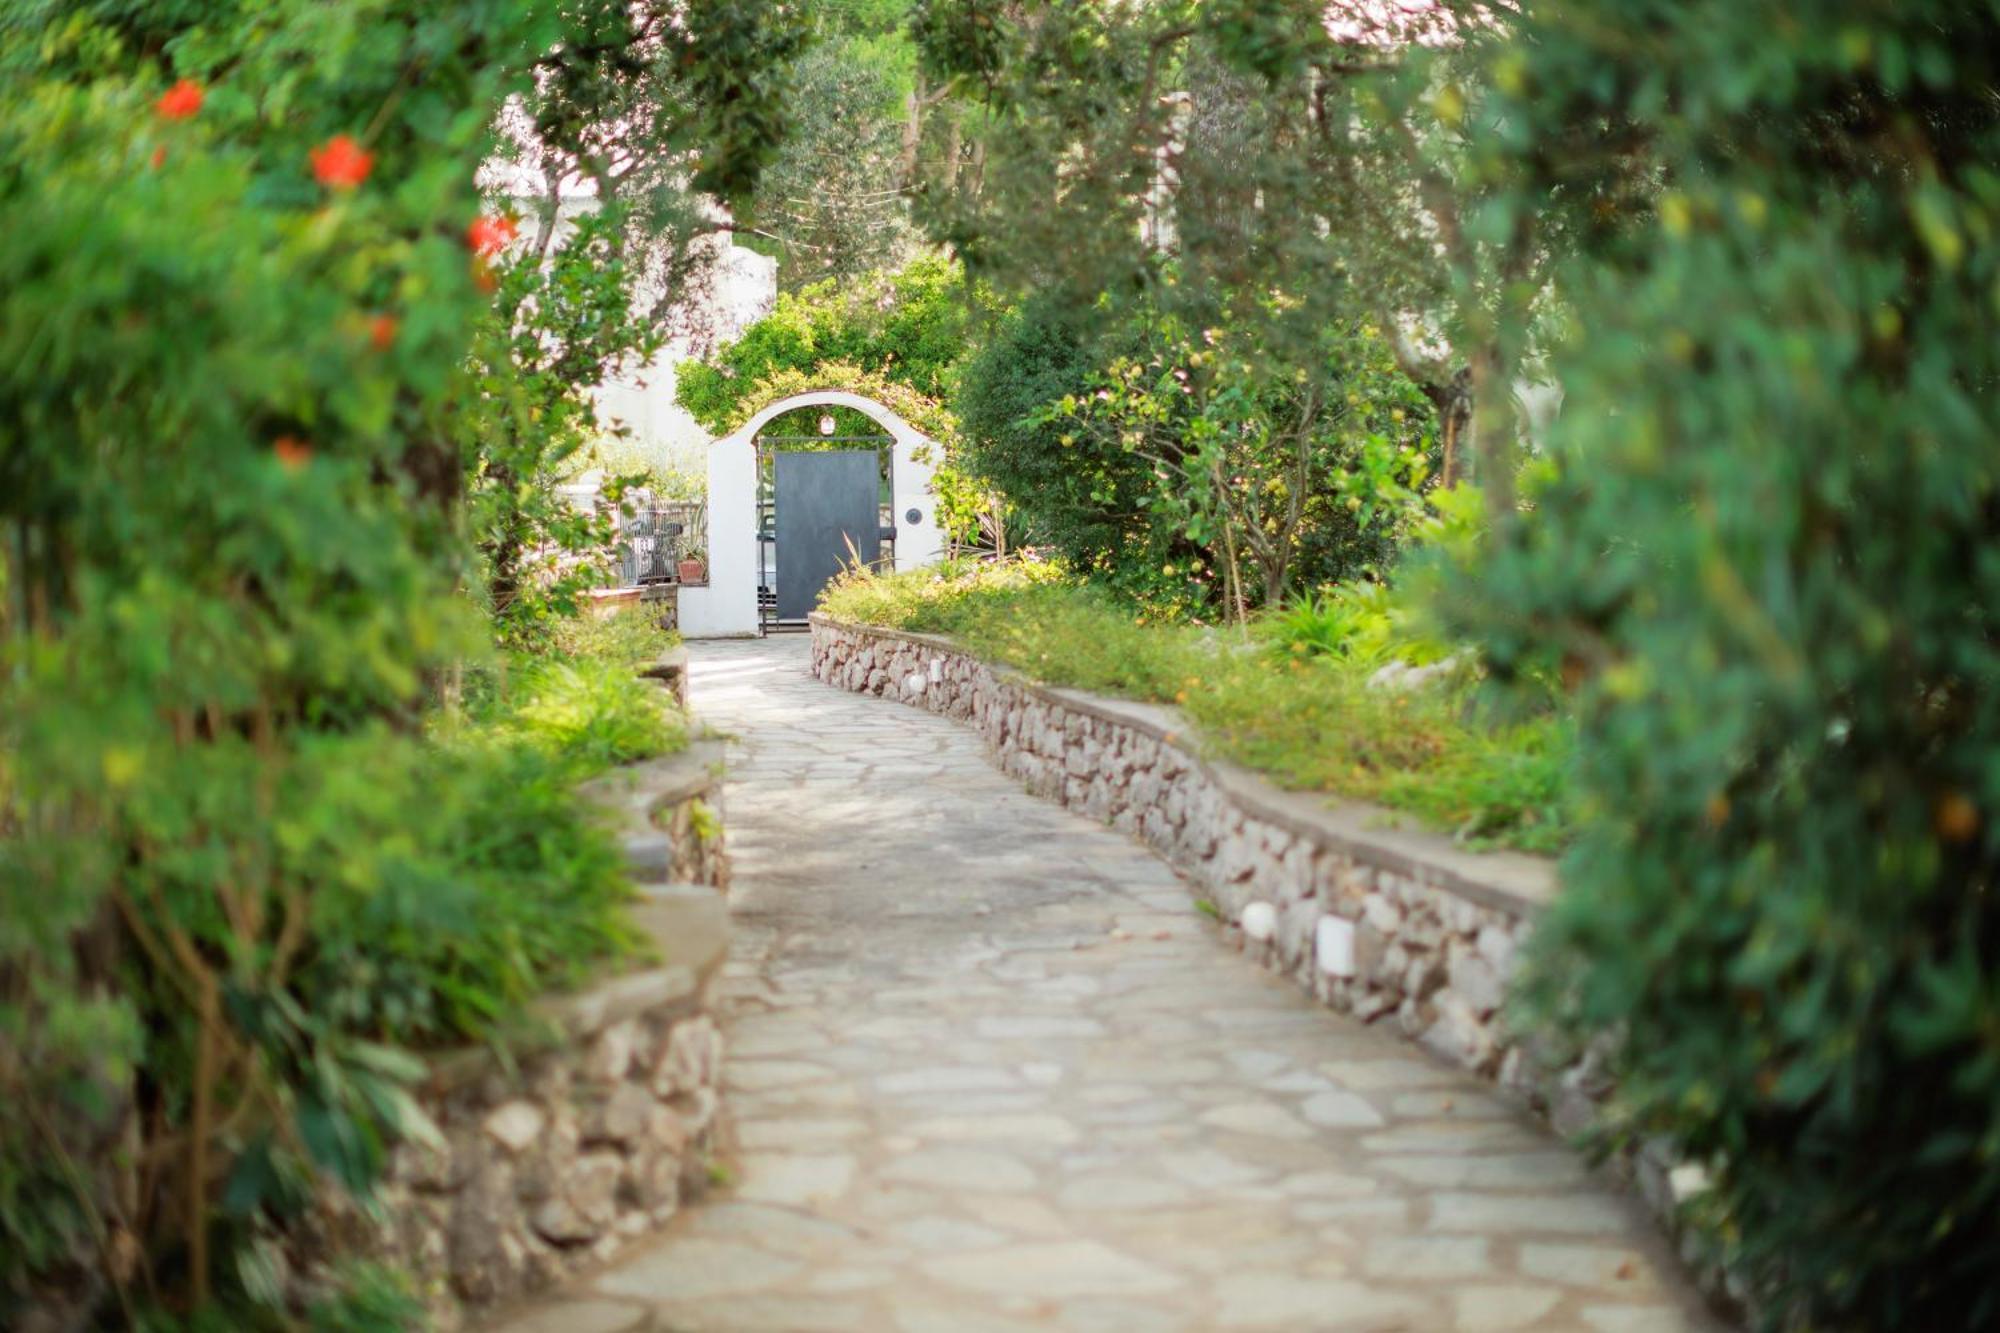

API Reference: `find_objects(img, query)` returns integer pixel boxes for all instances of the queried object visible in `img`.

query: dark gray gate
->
[773,450,880,621]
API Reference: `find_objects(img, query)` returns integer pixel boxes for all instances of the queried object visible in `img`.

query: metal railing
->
[616,502,707,587]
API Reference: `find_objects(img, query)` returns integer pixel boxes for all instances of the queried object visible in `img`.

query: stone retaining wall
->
[302,743,734,1327]
[641,643,691,711]
[807,617,1613,1131]
[580,739,729,892]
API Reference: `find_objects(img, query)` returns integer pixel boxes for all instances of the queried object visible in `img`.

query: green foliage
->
[746,34,919,284]
[912,0,1536,508]
[303,1263,425,1333]
[0,0,768,1319]
[817,554,1070,635]
[675,254,972,432]
[464,208,664,647]
[0,0,522,1312]
[821,561,1570,850]
[280,728,642,1048]
[723,361,961,445]
[1260,586,1399,665]
[500,660,689,774]
[1052,303,1436,614]
[688,799,723,846]
[575,432,707,504]
[546,606,680,671]
[1184,656,1572,853]
[955,297,1182,600]
[1434,0,2000,1323]
[957,292,1436,615]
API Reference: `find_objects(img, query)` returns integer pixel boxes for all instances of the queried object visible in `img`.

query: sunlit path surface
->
[492,635,1723,1333]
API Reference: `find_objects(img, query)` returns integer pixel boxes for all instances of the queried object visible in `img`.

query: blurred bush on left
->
[0,1,796,1325]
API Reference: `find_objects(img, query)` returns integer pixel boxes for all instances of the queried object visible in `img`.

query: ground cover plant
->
[820,559,1571,852]
[453,612,689,776]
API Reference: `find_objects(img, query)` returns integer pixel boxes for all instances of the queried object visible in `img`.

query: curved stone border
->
[302,728,735,1323]
[809,616,1563,1082]
[579,739,730,891]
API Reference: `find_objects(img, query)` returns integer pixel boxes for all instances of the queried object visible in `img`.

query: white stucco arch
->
[677,389,946,637]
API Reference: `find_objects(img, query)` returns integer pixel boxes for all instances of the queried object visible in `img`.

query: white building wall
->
[682,390,947,638]
[592,243,778,474]
[675,436,761,637]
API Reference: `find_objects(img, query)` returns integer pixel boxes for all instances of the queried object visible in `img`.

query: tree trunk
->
[1466,344,1516,526]
[1421,367,1473,488]
[899,82,925,189]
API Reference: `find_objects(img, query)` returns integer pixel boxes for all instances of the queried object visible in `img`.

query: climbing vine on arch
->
[728,363,991,549]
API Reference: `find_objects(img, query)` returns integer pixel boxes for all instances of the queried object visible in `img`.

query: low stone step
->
[629,881,729,984]
[640,643,690,709]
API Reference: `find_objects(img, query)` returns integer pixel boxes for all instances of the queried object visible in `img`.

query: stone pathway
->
[492,636,1724,1333]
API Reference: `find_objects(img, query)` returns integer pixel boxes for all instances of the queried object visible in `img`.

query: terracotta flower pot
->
[677,558,706,584]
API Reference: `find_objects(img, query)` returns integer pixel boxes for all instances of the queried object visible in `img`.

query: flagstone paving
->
[490,635,1726,1333]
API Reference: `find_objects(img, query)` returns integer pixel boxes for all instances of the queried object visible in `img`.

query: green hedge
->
[1441,0,2000,1324]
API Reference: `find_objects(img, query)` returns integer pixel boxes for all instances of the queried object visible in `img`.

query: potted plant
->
[676,546,707,585]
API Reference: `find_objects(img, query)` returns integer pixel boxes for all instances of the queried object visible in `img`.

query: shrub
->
[547,607,680,673]
[504,660,688,774]
[0,6,521,1312]
[956,293,1436,617]
[1259,585,1401,666]
[0,2,740,1318]
[1443,0,2000,1322]
[954,296,1208,612]
[274,730,641,1048]
[675,254,972,432]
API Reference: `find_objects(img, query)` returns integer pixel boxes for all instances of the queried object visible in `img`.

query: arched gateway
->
[677,389,945,637]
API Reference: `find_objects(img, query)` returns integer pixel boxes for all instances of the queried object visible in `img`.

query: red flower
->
[466,214,518,257]
[150,145,168,170]
[368,313,399,351]
[157,80,204,121]
[273,436,313,472]
[310,135,374,190]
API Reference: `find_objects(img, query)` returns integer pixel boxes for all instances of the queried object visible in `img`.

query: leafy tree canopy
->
[675,253,973,432]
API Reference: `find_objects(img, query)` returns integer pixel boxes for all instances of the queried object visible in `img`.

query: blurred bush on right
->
[1438,0,2000,1325]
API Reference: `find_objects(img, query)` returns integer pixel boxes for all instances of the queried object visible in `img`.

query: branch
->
[532,163,563,263]
[1383,106,1477,281]
[1379,306,1454,393]
[694,220,833,254]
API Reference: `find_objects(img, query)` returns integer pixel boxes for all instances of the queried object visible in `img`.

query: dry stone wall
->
[809,617,1614,1134]
[299,744,734,1328]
